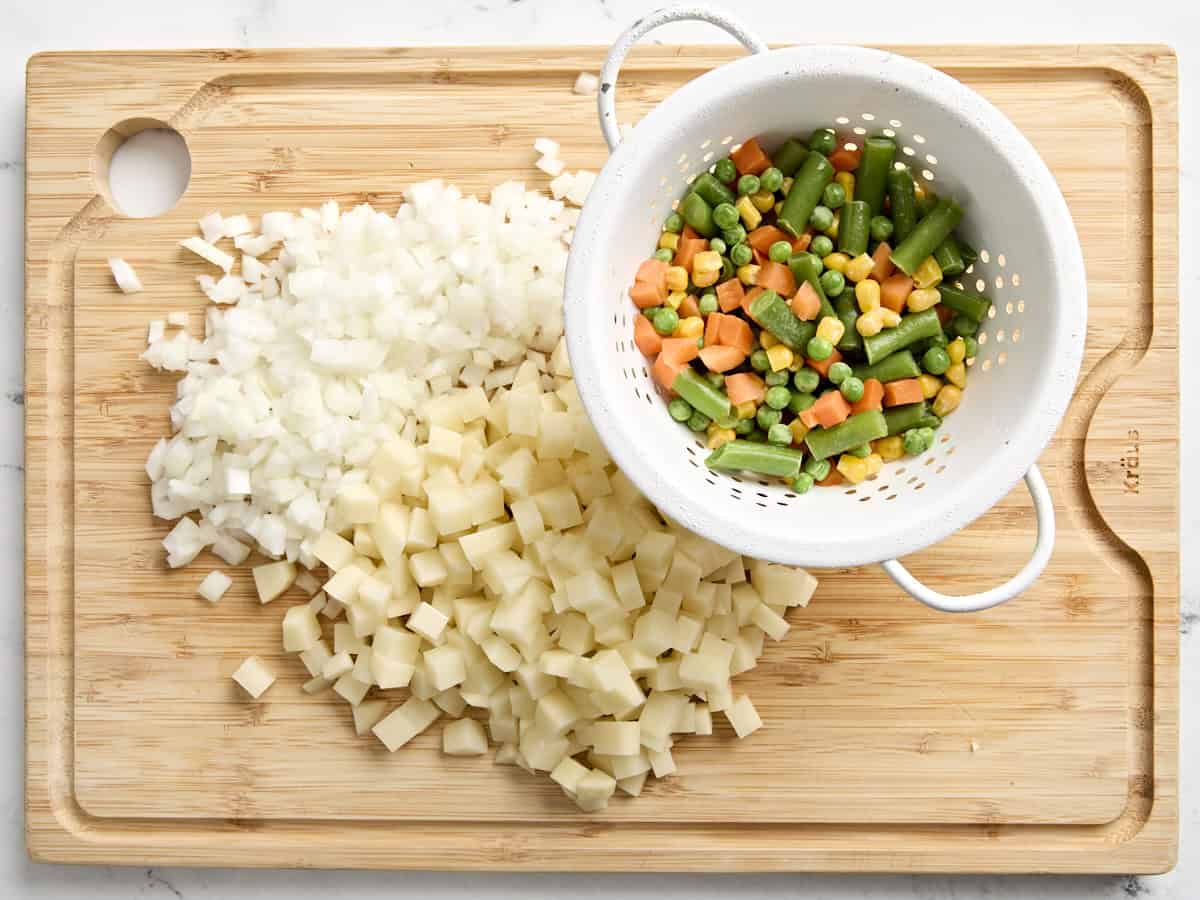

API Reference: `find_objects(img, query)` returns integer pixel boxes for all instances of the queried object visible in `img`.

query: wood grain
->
[25,44,1178,871]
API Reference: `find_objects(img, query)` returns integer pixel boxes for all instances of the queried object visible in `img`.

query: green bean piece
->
[803,456,831,480]
[810,235,834,258]
[737,174,761,196]
[833,294,863,353]
[756,406,782,429]
[768,240,792,263]
[679,192,717,237]
[937,283,992,322]
[663,213,684,234]
[760,167,784,194]
[791,472,815,494]
[706,439,805,478]
[863,308,942,365]
[778,152,835,238]
[883,402,941,436]
[890,198,964,275]
[837,200,871,257]
[748,289,816,351]
[653,248,673,262]
[764,370,789,387]
[667,398,693,422]
[713,158,737,184]
[687,411,710,432]
[808,128,837,156]
[855,137,896,218]
[933,234,966,277]
[840,376,865,402]
[673,367,731,422]
[767,423,793,445]
[922,346,950,375]
[851,349,921,383]
[822,182,846,210]
[793,368,820,394]
[869,215,894,243]
[916,188,940,219]
[787,252,837,320]
[804,410,888,461]
[886,166,919,244]
[692,172,737,209]
[957,239,979,265]
[788,391,817,414]
[951,315,978,338]
[772,139,809,177]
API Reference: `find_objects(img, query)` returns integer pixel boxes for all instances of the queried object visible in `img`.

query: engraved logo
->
[1120,429,1140,494]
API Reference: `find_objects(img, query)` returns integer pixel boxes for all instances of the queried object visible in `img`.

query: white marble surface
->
[4,0,1196,896]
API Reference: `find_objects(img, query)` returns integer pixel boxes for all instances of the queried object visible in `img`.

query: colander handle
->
[880,465,1056,614]
[598,5,768,150]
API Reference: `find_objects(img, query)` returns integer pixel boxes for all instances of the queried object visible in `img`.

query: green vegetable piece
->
[748,290,816,351]
[803,410,888,461]
[916,188,939,218]
[787,252,836,320]
[663,213,684,234]
[679,192,717,237]
[750,349,770,372]
[653,248,674,262]
[827,361,852,385]
[810,235,834,258]
[922,346,950,375]
[767,423,793,445]
[788,392,817,414]
[833,294,862,353]
[772,139,809,177]
[653,308,679,336]
[821,182,846,210]
[764,370,789,387]
[806,336,833,361]
[869,215,894,243]
[791,472,815,494]
[765,385,792,410]
[687,411,711,432]
[778,152,835,238]
[903,426,936,455]
[746,428,767,442]
[756,406,782,429]
[673,367,731,422]
[793,368,820,394]
[698,294,719,316]
[721,223,747,246]
[807,128,837,156]
[937,283,993,322]
[846,443,872,458]
[852,349,921,383]
[768,241,792,263]
[883,402,941,436]
[803,456,831,480]
[933,234,965,277]
[737,174,761,196]
[957,239,979,264]
[713,158,737,184]
[706,371,726,390]
[667,398,692,422]
[840,376,865,402]
[733,417,755,436]
[809,205,834,232]
[760,167,784,193]
[693,172,737,208]
[820,269,845,298]
[730,243,753,267]
[951,315,977,338]
[712,202,740,231]
[706,439,805,478]
[855,137,896,218]
[963,335,979,359]
[837,200,871,257]
[890,197,964,275]
[862,308,942,365]
[642,306,661,319]
[886,166,919,244]
[709,237,728,255]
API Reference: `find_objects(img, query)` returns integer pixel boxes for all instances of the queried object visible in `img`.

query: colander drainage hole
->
[885,494,897,501]
[936,465,947,474]
[857,496,871,503]
[895,467,906,475]
[914,482,927,491]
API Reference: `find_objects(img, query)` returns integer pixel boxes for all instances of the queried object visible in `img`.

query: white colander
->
[564,5,1086,613]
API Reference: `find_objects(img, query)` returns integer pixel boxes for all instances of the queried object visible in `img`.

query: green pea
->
[791,472,815,494]
[653,248,674,262]
[788,392,816,414]
[667,398,692,422]
[809,205,834,232]
[760,167,784,193]
[803,456,831,480]
[642,306,661,319]
[903,427,933,455]
[756,406,782,429]
[688,412,711,433]
[764,370,790,387]
[806,336,834,361]
[698,294,719,316]
[714,158,737,184]
[822,182,846,210]
[768,241,792,263]
[708,237,727,255]
[840,376,865,402]
[696,337,705,350]
[730,243,753,267]
[963,335,979,359]
[747,428,767,443]
[809,235,834,258]
[869,215,894,242]
[765,385,792,410]
[706,372,726,390]
[715,414,738,430]
[847,443,872,458]
[737,174,761,196]
[653,308,679,336]
[827,361,852,385]
[808,128,837,156]
[793,368,820,393]
[951,314,977,338]
[750,349,770,372]
[819,269,845,298]
[767,423,793,445]
[733,417,755,436]
[922,346,950,375]
[927,330,949,349]
[663,213,684,234]
[713,202,740,231]
[722,224,747,246]
[720,256,735,280]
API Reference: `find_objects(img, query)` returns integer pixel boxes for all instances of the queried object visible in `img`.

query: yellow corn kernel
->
[822,252,850,273]
[865,452,883,477]
[750,191,775,213]
[658,231,680,251]
[665,291,686,310]
[737,264,760,286]
[837,454,870,484]
[845,253,876,283]
[781,177,794,196]
[692,268,720,288]
[878,308,901,328]
[945,360,967,388]
[707,427,737,450]
[947,337,966,364]
[835,171,855,203]
[691,250,722,288]
[855,278,881,313]
[825,208,840,239]
[816,316,845,345]
[932,384,963,417]
[918,373,942,399]
[774,201,784,216]
[676,316,705,339]
[912,255,943,290]
[906,287,940,312]
[759,330,779,349]
[766,344,794,372]
[736,195,762,230]
[913,181,927,204]
[665,266,689,293]
[734,400,757,420]
[874,435,905,461]
[856,309,884,337]
[788,418,810,444]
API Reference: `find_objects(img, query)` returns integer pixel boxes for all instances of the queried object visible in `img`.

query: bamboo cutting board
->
[25,45,1178,872]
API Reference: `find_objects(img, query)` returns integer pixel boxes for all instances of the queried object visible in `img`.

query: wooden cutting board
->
[24,44,1178,872]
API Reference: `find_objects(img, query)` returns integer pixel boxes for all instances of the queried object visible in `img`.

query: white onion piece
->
[108,257,143,293]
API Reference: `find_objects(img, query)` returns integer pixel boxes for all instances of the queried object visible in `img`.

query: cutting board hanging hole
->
[93,118,191,217]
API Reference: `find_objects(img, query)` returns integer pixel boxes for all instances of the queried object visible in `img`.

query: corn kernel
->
[825,208,840,239]
[781,177,794,197]
[658,231,680,251]
[692,250,721,274]
[736,195,762,229]
[734,401,757,420]
[845,253,875,283]
[856,309,884,337]
[665,291,686,310]
[774,201,784,216]
[677,316,705,339]
[707,428,737,449]
[760,330,779,349]
[945,360,967,388]
[788,419,810,444]
[816,316,845,345]
[947,337,966,364]
[878,308,901,328]
[875,435,905,461]
[822,252,850,273]
[932,384,962,417]
[737,264,760,286]
[835,171,855,203]
[912,255,943,290]
[865,452,883,477]
[906,287,941,312]
[836,454,870,484]
[692,268,719,288]
[750,191,775,213]
[855,278,881,313]
[913,181,927,203]
[766,344,794,372]
[917,373,942,399]
[665,266,689,292]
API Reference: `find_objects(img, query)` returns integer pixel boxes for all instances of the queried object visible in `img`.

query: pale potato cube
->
[506,385,541,437]
[730,632,758,675]
[573,768,617,812]
[679,651,728,693]
[423,645,467,692]
[409,548,449,587]
[751,602,790,641]
[333,672,371,706]
[671,613,704,653]
[682,581,717,619]
[590,721,640,756]
[197,570,232,604]
[564,569,621,620]
[427,424,464,464]
[438,542,473,587]
[749,559,818,608]
[610,561,645,612]
[494,742,519,766]
[713,558,747,585]
[647,658,683,692]
[661,554,702,599]
[352,699,388,736]
[323,564,366,605]
[333,622,366,653]
[408,601,449,643]
[434,688,467,717]
[706,679,733,713]
[537,409,575,460]
[371,655,415,689]
[232,656,275,698]
[616,642,656,675]
[535,689,580,737]
[648,747,676,778]
[459,522,517,569]
[694,702,713,736]
[322,651,354,681]
[370,439,425,498]
[593,616,631,648]
[549,755,589,793]
[294,571,321,596]
[467,478,507,526]
[733,583,762,626]
[347,602,384,639]
[481,635,522,673]
[489,583,544,646]
[406,507,438,552]
[632,608,675,656]
[584,503,623,559]
[252,560,296,604]
[356,574,392,617]
[281,604,322,652]
[725,694,763,738]
[372,697,441,751]
[651,587,682,617]
[712,583,733,615]
[302,675,332,694]
[369,501,409,570]
[336,482,380,524]
[425,484,474,537]
[509,497,545,544]
[298,640,333,677]
[676,701,697,734]
[372,624,420,663]
[617,771,648,797]
[698,632,736,668]
[638,691,684,741]
[533,485,582,530]
[442,718,489,756]
[555,612,595,656]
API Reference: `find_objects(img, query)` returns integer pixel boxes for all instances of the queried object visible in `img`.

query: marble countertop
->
[5,0,1196,896]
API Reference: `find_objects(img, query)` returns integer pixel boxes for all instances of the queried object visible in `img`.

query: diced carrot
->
[790,281,822,321]
[636,258,668,285]
[816,467,844,487]
[751,246,767,267]
[699,345,746,373]
[851,378,884,413]
[682,225,700,241]
[747,225,791,255]
[828,144,861,172]
[883,378,924,407]
[800,391,852,429]
[742,285,765,320]
[871,242,895,281]
[731,137,771,176]
[659,337,700,365]
[791,232,812,253]
[757,261,797,298]
[880,274,913,313]
[725,372,766,406]
[716,279,745,313]
[652,355,683,391]
[674,237,708,272]
[718,315,753,354]
[704,312,724,347]
[633,315,663,357]
[678,294,700,318]
[936,304,956,326]
[805,347,843,378]
[630,281,665,309]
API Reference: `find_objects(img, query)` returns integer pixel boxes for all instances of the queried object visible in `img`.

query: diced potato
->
[312,530,356,571]
[590,720,640,756]
[679,651,728,693]
[324,564,366,605]
[322,651,354,681]
[481,635,522,673]
[671,614,704,653]
[651,587,683,617]
[281,604,322,652]
[252,560,296,604]
[333,622,366,654]
[197,570,232,604]
[442,717,488,756]
[352,699,388,736]
[409,548,449,587]
[232,656,275,698]
[459,522,517,569]
[617,771,648,797]
[632,608,676,656]
[573,768,617,811]
[370,655,415,689]
[332,672,371,706]
[372,697,441,751]
[725,694,763,738]
[427,424,464,463]
[661,554,702,599]
[749,559,818,608]
[353,526,381,559]
[534,689,580,736]
[423,645,467,692]
[751,602,790,641]
[648,747,676,778]
[336,482,380,524]
[372,624,421,663]
[298,640,333,677]
[509,496,546,544]
[406,507,438,552]
[408,601,449,643]
[549,755,589,793]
